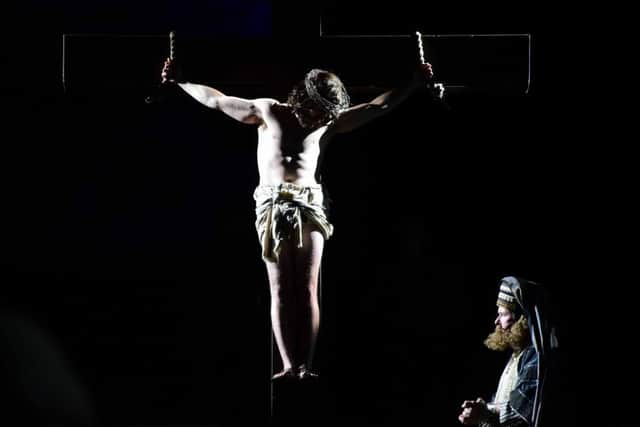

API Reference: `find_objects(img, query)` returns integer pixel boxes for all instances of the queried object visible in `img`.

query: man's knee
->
[297,280,319,302]
[275,286,298,302]
[269,277,296,300]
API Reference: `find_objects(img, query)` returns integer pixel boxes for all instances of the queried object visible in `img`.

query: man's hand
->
[161,57,183,83]
[413,62,434,85]
[420,62,434,80]
[412,62,445,99]
[458,397,491,425]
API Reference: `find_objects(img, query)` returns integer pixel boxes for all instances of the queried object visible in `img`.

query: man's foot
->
[271,367,298,381]
[297,366,319,380]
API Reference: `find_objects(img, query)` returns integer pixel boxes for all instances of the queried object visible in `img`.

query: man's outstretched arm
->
[178,83,274,125]
[162,58,274,125]
[331,63,434,134]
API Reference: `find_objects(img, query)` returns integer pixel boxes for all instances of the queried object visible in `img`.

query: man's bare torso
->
[256,101,332,187]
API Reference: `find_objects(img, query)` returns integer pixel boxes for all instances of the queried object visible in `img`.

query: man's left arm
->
[330,63,434,134]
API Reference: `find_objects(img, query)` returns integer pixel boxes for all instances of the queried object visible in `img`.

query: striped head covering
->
[496,276,520,312]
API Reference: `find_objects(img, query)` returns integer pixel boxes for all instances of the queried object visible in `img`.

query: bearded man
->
[458,276,558,427]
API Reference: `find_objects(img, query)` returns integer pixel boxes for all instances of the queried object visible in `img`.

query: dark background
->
[1,1,619,426]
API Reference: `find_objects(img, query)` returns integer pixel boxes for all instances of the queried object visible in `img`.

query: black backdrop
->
[1,1,613,426]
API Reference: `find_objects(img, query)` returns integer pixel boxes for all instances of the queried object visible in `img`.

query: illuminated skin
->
[495,306,517,330]
[162,59,437,378]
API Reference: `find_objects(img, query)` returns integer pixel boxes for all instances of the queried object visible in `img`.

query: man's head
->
[288,69,350,129]
[484,277,531,353]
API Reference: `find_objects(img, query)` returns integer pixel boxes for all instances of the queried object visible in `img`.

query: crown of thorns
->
[303,69,350,119]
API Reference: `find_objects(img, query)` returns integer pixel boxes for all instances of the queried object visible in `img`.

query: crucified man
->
[161,56,442,380]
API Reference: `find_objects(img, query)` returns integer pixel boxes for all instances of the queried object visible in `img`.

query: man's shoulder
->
[518,346,538,369]
[254,98,280,109]
[254,99,288,119]
[522,345,537,358]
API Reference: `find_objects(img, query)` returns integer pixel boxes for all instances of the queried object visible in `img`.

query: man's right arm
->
[161,58,274,125]
[177,83,273,125]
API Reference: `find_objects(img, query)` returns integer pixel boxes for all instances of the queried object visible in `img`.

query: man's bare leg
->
[294,225,324,377]
[265,239,298,378]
